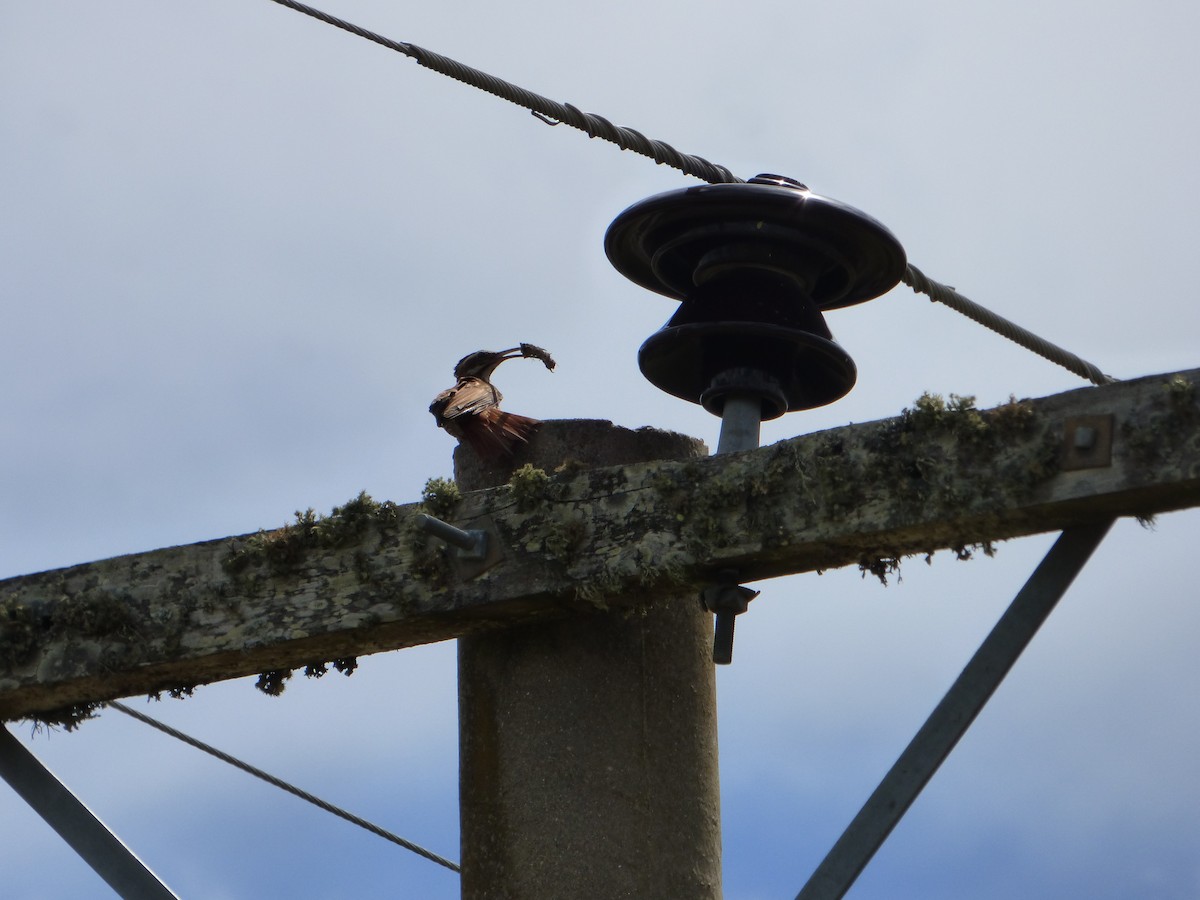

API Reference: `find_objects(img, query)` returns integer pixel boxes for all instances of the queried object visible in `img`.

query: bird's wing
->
[431,377,502,421]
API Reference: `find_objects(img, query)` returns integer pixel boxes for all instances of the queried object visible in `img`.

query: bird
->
[430,343,555,459]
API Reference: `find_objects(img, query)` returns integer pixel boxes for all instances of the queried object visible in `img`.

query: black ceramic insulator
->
[607,176,907,417]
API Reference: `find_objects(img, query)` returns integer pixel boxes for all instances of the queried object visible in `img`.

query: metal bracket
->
[1062,414,1114,470]
[701,570,760,665]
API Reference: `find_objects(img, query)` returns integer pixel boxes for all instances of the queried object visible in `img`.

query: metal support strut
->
[796,519,1115,900]
[0,727,180,899]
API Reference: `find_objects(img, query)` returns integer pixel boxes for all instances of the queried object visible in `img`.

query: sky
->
[2,0,1199,897]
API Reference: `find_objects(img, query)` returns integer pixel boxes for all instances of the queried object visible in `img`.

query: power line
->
[903,264,1114,386]
[264,0,739,184]
[262,0,1113,386]
[107,702,461,875]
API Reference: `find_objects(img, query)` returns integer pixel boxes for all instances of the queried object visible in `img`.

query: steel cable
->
[264,0,741,184]
[903,263,1114,386]
[107,702,461,874]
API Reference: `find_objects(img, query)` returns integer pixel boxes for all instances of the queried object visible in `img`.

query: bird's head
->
[452,347,525,381]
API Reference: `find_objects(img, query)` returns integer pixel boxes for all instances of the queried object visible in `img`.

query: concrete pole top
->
[452,418,707,491]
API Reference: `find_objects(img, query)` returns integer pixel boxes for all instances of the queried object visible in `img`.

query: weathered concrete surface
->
[2,370,1199,721]
[456,421,722,899]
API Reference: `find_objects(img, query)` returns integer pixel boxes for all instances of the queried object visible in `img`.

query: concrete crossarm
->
[2,368,1198,721]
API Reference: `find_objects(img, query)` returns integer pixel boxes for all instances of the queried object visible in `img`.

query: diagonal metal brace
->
[0,726,180,899]
[796,519,1115,900]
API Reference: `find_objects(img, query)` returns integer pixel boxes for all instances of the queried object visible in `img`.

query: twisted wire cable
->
[107,702,460,874]
[263,0,1113,386]
[265,0,741,185]
[903,263,1114,386]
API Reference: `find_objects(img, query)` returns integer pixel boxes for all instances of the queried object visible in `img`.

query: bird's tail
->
[463,409,541,460]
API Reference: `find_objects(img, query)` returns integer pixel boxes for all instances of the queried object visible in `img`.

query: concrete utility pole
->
[454,420,720,898]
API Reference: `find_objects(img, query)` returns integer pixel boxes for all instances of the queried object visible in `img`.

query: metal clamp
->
[701,570,760,665]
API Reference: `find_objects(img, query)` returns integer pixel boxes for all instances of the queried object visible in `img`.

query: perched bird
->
[430,343,555,459]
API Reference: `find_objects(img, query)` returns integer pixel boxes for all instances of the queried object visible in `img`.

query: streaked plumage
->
[430,344,555,459]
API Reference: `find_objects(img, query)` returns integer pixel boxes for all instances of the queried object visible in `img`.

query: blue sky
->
[2,1,1199,897]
